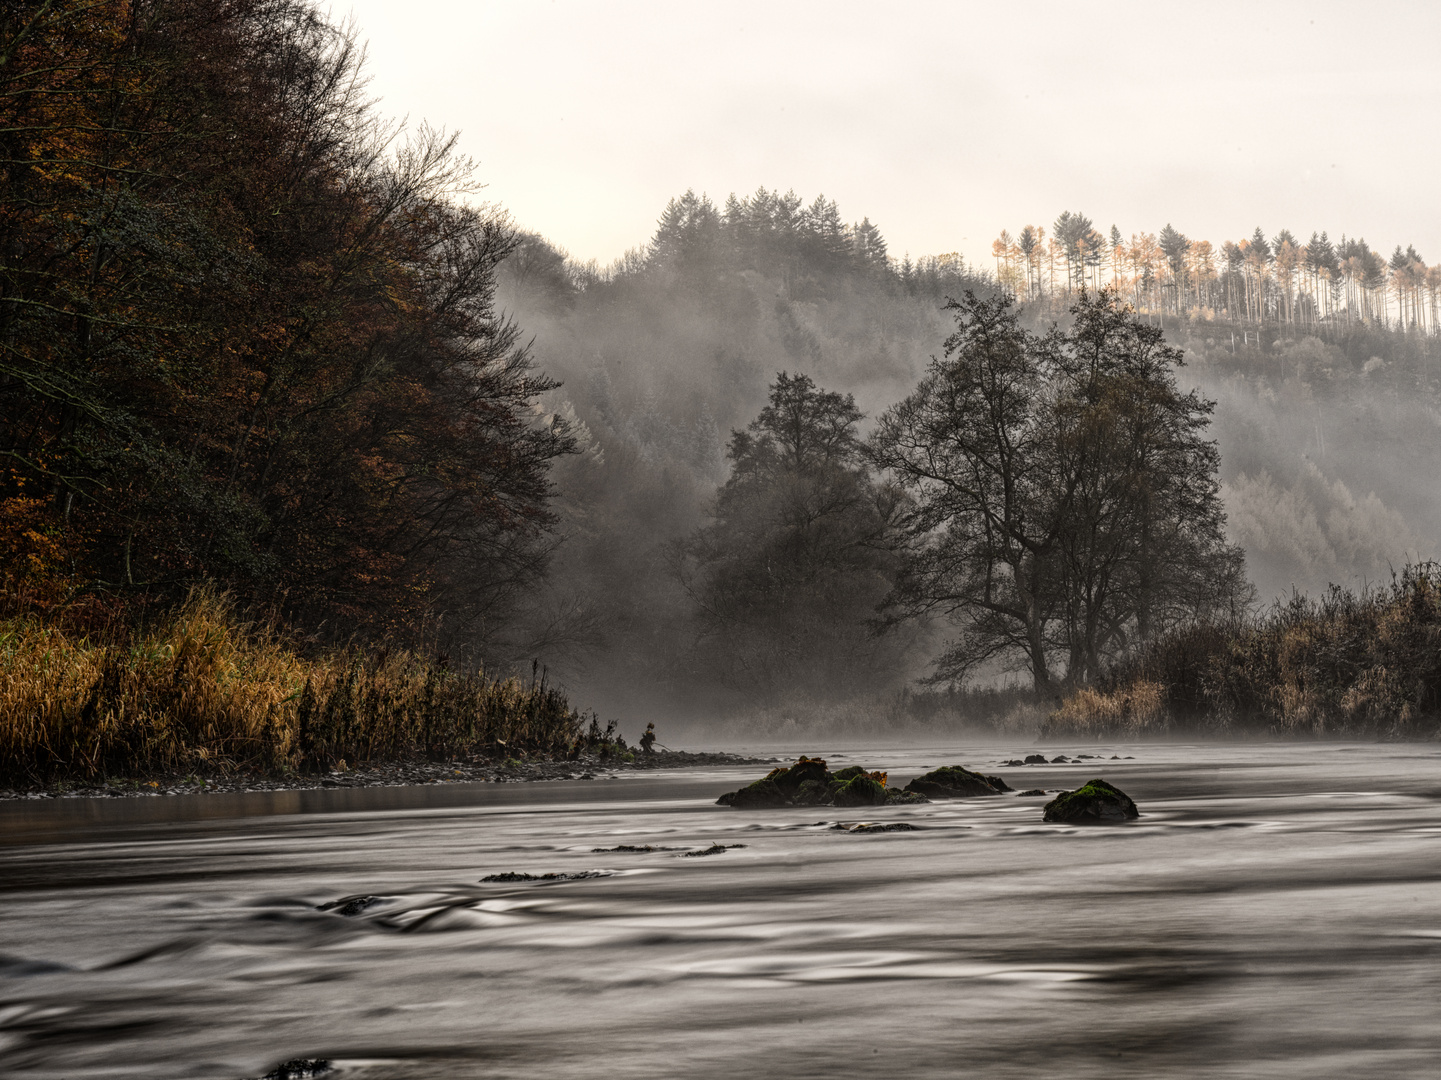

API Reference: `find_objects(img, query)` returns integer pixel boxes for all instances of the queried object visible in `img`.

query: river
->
[3,742,1441,1078]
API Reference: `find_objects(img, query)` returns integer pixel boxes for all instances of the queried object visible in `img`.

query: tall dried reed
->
[1045,563,1441,739]
[0,587,588,784]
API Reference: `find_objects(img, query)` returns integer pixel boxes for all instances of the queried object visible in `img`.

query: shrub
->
[1047,563,1441,738]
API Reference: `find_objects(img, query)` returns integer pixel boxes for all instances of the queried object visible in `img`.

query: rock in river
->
[903,765,1008,799]
[1042,778,1139,823]
[716,758,922,809]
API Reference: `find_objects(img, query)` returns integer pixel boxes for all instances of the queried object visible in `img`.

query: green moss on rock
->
[1042,778,1139,823]
[724,777,788,809]
[832,773,887,808]
[903,765,1004,799]
[793,778,833,806]
[716,758,923,809]
[885,788,929,805]
[777,757,830,791]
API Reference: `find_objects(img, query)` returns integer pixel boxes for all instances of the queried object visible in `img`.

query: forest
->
[1,0,577,648]
[502,192,1441,730]
[990,212,1438,334]
[6,0,1441,776]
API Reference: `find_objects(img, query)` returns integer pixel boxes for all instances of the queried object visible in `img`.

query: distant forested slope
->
[497,190,990,714]
[503,200,1441,717]
[8,0,1435,726]
[1187,332,1440,604]
[987,213,1441,604]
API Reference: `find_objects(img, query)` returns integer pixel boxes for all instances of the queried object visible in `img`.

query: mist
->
[494,191,987,729]
[491,194,1441,737]
[1194,336,1439,601]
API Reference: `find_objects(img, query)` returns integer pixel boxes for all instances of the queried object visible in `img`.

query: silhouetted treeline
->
[12,0,1440,737]
[995,214,1441,648]
[500,195,1253,716]
[504,189,1441,722]
[0,0,571,652]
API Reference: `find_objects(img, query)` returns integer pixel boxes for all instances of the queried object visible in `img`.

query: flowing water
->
[4,743,1441,1079]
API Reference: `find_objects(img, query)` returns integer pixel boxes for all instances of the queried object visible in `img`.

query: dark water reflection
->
[4,743,1441,1078]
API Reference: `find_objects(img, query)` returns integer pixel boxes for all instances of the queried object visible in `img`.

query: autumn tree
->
[1053,211,1104,293]
[1158,224,1189,313]
[0,0,574,651]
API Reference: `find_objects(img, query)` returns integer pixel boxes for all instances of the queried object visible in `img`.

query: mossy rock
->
[1042,778,1139,823]
[720,776,790,809]
[833,774,887,808]
[775,757,829,791]
[792,778,833,806]
[717,758,896,810]
[885,787,929,805]
[903,765,1003,799]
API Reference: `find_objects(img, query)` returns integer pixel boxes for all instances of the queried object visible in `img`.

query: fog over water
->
[311,2,1441,719]
[492,225,1441,721]
[5,745,1441,1078]
[9,3,1441,1075]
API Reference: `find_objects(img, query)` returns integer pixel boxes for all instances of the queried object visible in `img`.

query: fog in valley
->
[489,195,1441,732]
[13,5,1441,1079]
[1203,342,1438,598]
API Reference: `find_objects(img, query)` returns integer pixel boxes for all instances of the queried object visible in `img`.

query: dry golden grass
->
[0,586,587,784]
[1046,563,1441,738]
[1044,681,1165,739]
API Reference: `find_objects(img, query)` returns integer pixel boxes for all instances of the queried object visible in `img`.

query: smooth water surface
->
[4,743,1441,1079]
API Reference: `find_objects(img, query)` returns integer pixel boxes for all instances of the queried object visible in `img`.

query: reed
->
[0,586,592,785]
[1045,563,1441,739]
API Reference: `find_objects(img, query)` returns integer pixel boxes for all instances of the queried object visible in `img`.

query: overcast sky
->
[339,0,1440,270]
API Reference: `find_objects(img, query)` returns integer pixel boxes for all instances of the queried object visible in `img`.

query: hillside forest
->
[5,0,1441,745]
[503,196,1441,722]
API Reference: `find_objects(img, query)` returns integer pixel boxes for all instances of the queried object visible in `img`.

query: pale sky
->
[340,0,1441,270]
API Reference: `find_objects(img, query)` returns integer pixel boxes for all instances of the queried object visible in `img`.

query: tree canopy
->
[681,373,904,701]
[871,290,1248,690]
[0,0,572,652]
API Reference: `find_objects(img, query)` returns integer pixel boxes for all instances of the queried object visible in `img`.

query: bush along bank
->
[0,588,619,789]
[1044,563,1441,740]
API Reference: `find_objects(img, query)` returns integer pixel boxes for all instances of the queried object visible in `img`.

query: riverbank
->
[0,748,775,801]
[0,588,649,790]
